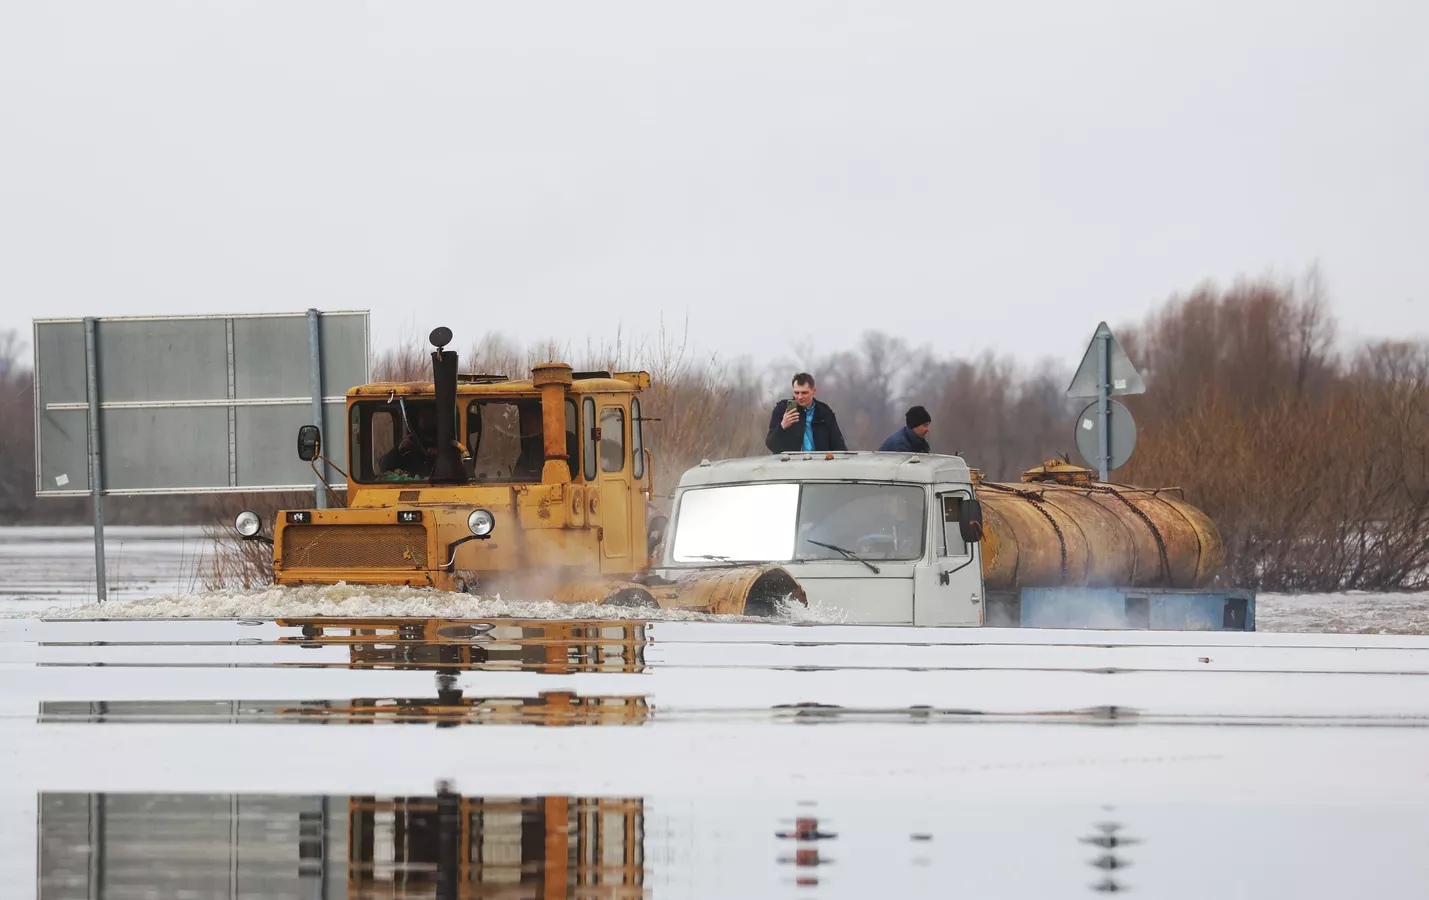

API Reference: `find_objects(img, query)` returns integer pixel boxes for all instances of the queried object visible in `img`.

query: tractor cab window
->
[599,406,625,473]
[466,398,545,482]
[564,399,579,478]
[350,399,440,483]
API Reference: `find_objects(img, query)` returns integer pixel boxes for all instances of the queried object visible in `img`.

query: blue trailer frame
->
[997,587,1255,631]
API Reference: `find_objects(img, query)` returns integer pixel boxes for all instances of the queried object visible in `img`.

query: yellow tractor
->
[234,327,804,616]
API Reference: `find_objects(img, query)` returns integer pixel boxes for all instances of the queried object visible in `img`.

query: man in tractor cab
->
[380,404,439,478]
[511,402,546,480]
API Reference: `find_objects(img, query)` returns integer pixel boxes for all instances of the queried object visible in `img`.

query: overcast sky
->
[2,1,1425,378]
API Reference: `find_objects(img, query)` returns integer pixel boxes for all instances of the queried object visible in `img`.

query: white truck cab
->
[656,452,986,625]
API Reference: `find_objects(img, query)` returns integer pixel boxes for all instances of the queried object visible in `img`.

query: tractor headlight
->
[235,510,262,538]
[467,508,495,537]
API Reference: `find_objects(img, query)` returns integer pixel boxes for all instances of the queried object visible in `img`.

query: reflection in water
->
[1082,815,1141,893]
[38,683,650,727]
[38,782,645,899]
[274,617,651,674]
[39,619,654,728]
[776,814,836,888]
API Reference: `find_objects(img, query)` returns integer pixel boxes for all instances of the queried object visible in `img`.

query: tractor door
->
[594,400,634,570]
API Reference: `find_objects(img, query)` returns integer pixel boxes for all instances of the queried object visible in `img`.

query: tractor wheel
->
[743,594,779,618]
[604,587,658,609]
[742,568,806,618]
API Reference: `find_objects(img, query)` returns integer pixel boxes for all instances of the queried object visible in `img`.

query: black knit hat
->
[906,406,931,428]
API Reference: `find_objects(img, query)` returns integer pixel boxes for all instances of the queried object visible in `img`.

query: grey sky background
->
[2,1,1425,379]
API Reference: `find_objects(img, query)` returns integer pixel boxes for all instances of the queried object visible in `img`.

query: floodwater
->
[4,526,1429,897]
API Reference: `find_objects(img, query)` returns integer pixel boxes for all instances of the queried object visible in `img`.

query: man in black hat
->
[877,406,932,453]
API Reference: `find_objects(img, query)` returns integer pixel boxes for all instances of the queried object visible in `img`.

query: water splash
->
[36,582,848,624]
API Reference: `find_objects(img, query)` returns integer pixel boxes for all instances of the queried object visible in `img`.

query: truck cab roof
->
[675,452,974,488]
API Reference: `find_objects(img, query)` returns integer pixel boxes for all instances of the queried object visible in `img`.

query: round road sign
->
[1074,399,1137,472]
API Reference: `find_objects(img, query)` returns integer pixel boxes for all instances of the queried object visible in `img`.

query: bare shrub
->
[372,324,429,382]
[196,491,309,590]
[1119,273,1429,591]
[632,319,767,504]
[0,331,36,520]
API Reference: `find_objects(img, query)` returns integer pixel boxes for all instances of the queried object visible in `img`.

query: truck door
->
[912,491,984,626]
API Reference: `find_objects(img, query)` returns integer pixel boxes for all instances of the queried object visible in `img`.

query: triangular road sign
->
[1066,322,1146,398]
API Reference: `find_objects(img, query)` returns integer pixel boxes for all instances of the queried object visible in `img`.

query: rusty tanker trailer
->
[978,461,1222,592]
[967,461,1236,627]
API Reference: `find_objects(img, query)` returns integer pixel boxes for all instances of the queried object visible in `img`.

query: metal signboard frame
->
[32,309,370,602]
[34,310,367,496]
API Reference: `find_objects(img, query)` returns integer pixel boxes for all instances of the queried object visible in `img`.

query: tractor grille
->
[281,524,429,569]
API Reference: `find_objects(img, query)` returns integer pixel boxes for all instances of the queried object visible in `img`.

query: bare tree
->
[0,330,36,519]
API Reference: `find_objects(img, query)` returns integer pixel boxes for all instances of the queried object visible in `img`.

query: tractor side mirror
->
[297,425,321,462]
[958,498,984,544]
[648,515,669,557]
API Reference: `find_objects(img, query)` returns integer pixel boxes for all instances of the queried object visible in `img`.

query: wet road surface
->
[6,616,1429,897]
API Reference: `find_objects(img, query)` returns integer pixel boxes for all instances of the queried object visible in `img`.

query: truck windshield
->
[670,482,926,563]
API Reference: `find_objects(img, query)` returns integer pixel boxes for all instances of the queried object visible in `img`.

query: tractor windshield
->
[350,399,442,483]
[669,482,926,564]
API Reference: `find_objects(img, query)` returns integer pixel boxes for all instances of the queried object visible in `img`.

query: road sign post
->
[1067,321,1146,480]
[1097,329,1110,481]
[84,317,107,603]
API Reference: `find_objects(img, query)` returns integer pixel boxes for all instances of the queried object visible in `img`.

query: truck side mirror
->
[648,515,669,557]
[958,498,984,543]
[297,425,321,462]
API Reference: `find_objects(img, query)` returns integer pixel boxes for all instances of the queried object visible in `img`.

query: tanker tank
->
[975,460,1224,592]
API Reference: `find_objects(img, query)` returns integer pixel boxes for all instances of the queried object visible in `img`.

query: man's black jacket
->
[765,399,848,453]
[877,425,930,454]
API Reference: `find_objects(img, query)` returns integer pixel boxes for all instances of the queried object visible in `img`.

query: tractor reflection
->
[272,617,652,727]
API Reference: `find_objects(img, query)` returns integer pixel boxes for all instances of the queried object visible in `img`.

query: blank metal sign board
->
[1074,398,1138,471]
[1066,321,1147,399]
[33,312,369,496]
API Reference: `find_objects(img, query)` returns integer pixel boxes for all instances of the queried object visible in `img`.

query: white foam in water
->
[3,526,1427,632]
[33,582,851,624]
[1256,590,1429,635]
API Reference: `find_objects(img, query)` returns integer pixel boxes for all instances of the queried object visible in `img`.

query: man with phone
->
[765,372,847,453]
